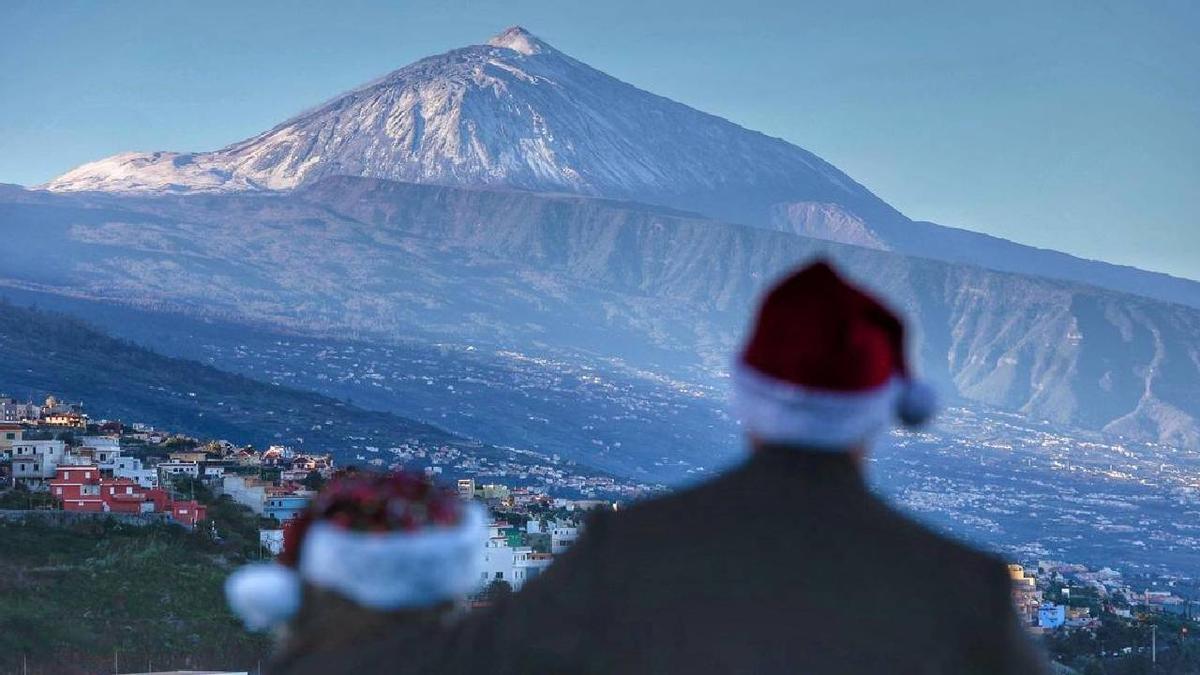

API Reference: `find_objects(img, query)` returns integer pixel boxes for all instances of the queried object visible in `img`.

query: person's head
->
[733,260,936,461]
[225,470,487,632]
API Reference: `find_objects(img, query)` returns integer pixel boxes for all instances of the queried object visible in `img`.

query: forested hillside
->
[0,300,460,454]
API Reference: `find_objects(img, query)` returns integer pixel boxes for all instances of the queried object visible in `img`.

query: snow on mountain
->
[43,27,899,224]
[46,151,264,193]
[488,25,547,55]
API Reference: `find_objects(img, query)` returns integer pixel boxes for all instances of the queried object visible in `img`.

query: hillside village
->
[0,394,609,592]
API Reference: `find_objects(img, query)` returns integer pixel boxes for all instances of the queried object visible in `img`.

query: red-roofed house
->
[49,466,208,527]
[49,465,104,511]
[100,477,156,514]
[170,500,207,528]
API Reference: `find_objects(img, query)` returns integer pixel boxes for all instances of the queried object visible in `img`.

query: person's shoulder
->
[608,470,741,518]
[868,496,1010,587]
[581,471,739,544]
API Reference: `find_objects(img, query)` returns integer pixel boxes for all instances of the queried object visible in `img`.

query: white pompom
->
[897,379,937,427]
[225,563,301,631]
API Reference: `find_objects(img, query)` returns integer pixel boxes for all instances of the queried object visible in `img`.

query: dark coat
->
[274,449,1048,674]
[271,585,455,667]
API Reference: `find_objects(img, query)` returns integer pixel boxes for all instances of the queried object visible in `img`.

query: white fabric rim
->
[731,363,902,449]
[299,501,488,609]
[224,562,302,631]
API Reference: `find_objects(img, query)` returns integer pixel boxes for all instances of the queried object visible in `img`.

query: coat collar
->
[741,445,869,495]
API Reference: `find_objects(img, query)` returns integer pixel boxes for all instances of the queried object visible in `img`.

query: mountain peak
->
[487,26,549,55]
[41,24,882,226]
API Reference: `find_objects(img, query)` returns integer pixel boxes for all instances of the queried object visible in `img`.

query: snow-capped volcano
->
[37,26,1200,310]
[43,27,901,228]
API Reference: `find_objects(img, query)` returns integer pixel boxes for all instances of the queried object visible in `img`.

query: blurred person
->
[276,260,1048,674]
[224,471,486,668]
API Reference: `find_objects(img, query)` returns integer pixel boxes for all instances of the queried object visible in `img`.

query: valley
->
[2,179,1198,450]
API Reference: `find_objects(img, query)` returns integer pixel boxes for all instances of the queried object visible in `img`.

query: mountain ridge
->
[3,178,1198,449]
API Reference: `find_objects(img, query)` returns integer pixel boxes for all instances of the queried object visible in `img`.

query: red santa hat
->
[225,471,487,631]
[732,260,936,449]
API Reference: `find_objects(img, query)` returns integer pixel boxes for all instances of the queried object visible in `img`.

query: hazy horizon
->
[1,0,1196,281]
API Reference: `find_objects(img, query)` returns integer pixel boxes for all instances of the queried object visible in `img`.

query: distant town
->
[0,394,615,593]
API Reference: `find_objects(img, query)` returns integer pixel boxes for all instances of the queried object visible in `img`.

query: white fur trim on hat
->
[732,363,910,449]
[898,379,937,427]
[225,562,302,631]
[298,502,488,609]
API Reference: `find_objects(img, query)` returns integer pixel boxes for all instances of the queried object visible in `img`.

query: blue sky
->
[1,0,1196,280]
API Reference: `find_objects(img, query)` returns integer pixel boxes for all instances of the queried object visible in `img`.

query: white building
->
[157,460,200,480]
[112,455,158,489]
[262,445,295,465]
[79,436,123,468]
[552,498,614,512]
[221,474,269,515]
[478,522,555,590]
[10,439,66,486]
[550,522,580,555]
[280,468,309,483]
[480,522,517,586]
[79,435,120,451]
[0,400,38,423]
[512,548,554,587]
[457,478,476,500]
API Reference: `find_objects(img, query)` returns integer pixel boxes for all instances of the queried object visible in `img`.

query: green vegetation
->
[526,532,552,554]
[477,579,513,602]
[301,469,327,492]
[0,478,275,674]
[0,517,270,675]
[168,476,278,560]
[0,484,57,510]
[1038,580,1200,673]
[1044,610,1200,674]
